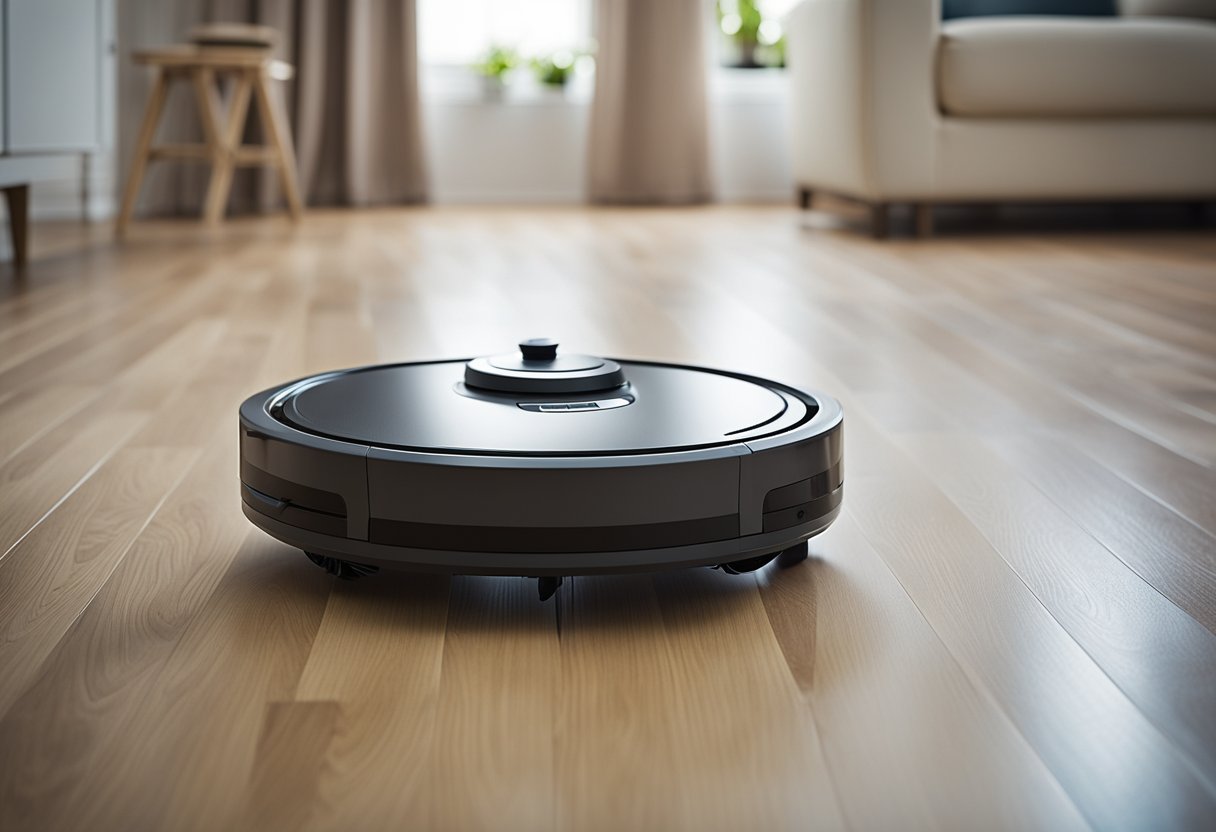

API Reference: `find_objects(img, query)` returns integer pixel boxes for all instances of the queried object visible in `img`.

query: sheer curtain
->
[117,0,427,216]
[587,0,712,204]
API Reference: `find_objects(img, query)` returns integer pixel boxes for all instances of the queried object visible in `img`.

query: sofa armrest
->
[786,0,941,200]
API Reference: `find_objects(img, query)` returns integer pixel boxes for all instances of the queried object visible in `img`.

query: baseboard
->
[27,177,116,221]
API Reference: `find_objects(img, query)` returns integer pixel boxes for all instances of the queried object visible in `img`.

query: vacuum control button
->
[518,396,634,413]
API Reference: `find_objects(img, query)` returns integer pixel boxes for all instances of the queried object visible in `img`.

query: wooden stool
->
[116,45,304,236]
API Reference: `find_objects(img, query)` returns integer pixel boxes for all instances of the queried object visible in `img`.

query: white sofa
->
[785,0,1216,236]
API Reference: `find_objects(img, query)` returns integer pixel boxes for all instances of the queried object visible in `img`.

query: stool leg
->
[201,69,253,224]
[253,71,304,221]
[115,70,170,238]
[192,67,233,225]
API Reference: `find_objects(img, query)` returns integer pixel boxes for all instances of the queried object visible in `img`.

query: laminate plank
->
[0,256,196,374]
[120,533,331,832]
[798,234,1216,397]
[425,576,559,832]
[649,569,845,830]
[1044,279,1216,360]
[554,573,839,832]
[0,434,256,832]
[982,433,1216,636]
[1035,292,1216,384]
[844,358,1216,639]
[844,422,1216,829]
[759,515,1090,832]
[291,574,451,832]
[0,319,225,557]
[919,295,1216,467]
[0,446,197,718]
[0,383,101,465]
[0,272,224,395]
[0,239,261,397]
[0,409,148,560]
[552,574,686,831]
[1026,239,1216,334]
[891,432,1216,781]
[238,700,342,832]
[1116,360,1216,421]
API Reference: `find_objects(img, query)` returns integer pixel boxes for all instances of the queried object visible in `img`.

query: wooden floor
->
[1,208,1214,831]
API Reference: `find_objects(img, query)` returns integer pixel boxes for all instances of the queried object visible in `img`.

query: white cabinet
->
[1,0,107,263]
[6,0,101,152]
[0,11,6,151]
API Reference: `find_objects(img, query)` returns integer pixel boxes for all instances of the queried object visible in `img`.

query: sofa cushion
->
[943,1,1116,19]
[938,17,1216,116]
[1119,0,1216,20]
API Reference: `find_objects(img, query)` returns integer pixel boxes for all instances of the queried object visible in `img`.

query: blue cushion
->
[942,0,1118,18]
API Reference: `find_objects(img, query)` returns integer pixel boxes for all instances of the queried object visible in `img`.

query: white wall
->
[423,80,591,204]
[423,68,792,205]
[709,69,792,203]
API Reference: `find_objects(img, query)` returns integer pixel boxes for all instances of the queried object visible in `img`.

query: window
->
[715,0,800,68]
[418,0,593,66]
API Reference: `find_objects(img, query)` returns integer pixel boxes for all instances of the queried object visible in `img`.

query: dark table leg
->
[4,184,30,266]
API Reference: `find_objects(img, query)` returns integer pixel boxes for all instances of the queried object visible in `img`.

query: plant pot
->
[480,74,507,101]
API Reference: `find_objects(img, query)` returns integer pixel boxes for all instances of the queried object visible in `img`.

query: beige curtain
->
[588,0,712,204]
[117,0,427,216]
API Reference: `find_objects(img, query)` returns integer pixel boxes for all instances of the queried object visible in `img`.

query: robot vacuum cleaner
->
[239,339,843,600]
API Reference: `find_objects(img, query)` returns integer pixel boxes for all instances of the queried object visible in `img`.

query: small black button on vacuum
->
[519,338,559,362]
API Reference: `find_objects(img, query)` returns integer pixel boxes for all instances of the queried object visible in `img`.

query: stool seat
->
[116,43,304,236]
[132,45,293,79]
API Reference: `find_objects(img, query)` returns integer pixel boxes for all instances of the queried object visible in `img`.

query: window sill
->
[710,67,787,102]
[421,65,593,105]
[421,65,786,106]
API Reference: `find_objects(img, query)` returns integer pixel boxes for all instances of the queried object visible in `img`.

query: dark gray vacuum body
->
[239,340,843,597]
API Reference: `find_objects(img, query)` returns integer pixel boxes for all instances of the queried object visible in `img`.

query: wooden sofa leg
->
[914,203,934,238]
[871,203,890,239]
[797,187,814,210]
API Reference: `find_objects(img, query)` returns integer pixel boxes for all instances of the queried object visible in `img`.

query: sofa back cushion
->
[943,0,1116,18]
[938,16,1216,117]
[1119,0,1216,18]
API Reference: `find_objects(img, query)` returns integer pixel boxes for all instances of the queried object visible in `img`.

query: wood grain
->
[1,210,1214,831]
[759,515,1089,832]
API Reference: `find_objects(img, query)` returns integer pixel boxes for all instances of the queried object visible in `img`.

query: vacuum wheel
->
[537,576,564,602]
[720,541,809,575]
[775,541,810,568]
[305,552,380,580]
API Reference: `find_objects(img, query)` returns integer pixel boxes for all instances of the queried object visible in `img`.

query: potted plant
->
[531,50,578,89]
[719,0,761,67]
[717,0,784,69]
[472,45,519,99]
